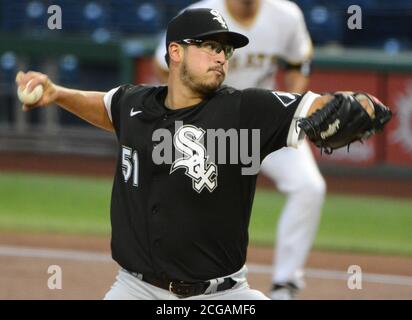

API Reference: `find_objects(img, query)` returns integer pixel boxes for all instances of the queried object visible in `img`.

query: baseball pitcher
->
[15,8,391,300]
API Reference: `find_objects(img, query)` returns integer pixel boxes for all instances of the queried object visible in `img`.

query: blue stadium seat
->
[382,38,412,54]
[110,0,163,34]
[24,1,49,31]
[1,1,21,30]
[160,0,196,27]
[1,0,410,50]
[0,51,17,84]
[82,1,111,30]
[304,4,345,45]
[53,0,84,32]
[58,54,79,85]
[0,0,48,32]
[342,3,412,50]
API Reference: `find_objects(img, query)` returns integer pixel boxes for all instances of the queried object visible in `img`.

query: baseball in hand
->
[17,80,44,105]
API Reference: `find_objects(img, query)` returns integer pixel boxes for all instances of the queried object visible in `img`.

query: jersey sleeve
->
[283,5,313,64]
[103,84,134,134]
[240,88,319,158]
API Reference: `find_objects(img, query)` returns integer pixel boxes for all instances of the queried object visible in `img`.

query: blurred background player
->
[154,0,326,300]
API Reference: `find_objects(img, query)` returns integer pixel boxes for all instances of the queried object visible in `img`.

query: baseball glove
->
[298,93,392,154]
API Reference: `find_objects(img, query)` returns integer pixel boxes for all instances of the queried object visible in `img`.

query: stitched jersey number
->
[122,146,138,187]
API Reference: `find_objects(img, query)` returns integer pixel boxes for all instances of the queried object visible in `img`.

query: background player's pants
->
[260,140,326,286]
[104,265,269,300]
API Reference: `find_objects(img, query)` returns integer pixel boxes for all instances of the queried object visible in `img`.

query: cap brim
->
[193,30,249,49]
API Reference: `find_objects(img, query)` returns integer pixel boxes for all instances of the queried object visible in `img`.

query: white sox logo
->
[210,9,228,29]
[170,125,218,193]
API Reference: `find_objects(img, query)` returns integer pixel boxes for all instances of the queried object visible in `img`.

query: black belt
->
[126,270,237,298]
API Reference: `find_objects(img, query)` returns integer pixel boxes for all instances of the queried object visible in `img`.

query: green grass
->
[0,172,411,255]
[250,191,412,255]
[0,173,111,234]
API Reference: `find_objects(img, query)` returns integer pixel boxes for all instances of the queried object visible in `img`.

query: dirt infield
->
[0,231,411,300]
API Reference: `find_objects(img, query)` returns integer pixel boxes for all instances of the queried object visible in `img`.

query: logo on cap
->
[210,9,227,29]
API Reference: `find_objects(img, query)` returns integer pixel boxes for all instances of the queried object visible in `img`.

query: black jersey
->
[104,84,318,282]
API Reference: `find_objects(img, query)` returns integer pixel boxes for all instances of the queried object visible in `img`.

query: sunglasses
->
[177,39,234,60]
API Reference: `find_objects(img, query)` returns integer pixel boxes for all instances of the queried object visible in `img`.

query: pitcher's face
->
[179,40,229,96]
